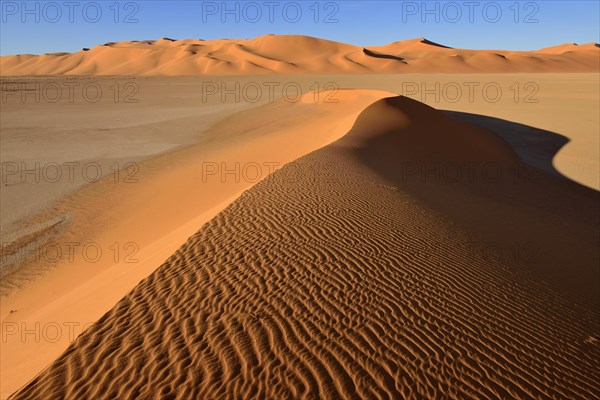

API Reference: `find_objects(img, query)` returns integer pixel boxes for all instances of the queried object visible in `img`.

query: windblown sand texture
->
[10,95,599,399]
[1,35,599,75]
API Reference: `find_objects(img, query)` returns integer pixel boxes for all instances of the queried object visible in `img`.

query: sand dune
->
[10,93,599,399]
[537,42,600,54]
[0,89,392,398]
[1,35,598,76]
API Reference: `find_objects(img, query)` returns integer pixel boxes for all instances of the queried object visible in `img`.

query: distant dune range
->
[11,93,599,399]
[1,35,599,75]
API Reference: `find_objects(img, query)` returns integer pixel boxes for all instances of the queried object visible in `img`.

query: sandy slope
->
[0,89,392,398]
[1,35,598,76]
[10,94,599,399]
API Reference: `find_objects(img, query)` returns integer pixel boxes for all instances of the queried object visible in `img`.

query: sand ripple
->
[11,97,599,400]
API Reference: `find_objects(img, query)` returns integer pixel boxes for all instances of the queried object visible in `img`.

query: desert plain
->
[0,36,599,399]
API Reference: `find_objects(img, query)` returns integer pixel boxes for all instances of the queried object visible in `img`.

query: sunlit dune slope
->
[1,35,598,75]
[10,93,599,400]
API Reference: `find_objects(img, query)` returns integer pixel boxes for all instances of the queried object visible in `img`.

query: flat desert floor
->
[1,74,599,399]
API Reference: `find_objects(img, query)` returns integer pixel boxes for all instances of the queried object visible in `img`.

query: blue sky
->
[1,1,598,55]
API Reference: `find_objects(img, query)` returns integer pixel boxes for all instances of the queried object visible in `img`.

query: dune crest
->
[10,94,599,400]
[1,35,598,75]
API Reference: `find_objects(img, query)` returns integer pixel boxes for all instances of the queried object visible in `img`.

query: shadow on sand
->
[352,97,599,308]
[444,111,576,184]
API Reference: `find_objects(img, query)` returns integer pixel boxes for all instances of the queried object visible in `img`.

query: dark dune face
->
[362,48,407,62]
[350,96,599,307]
